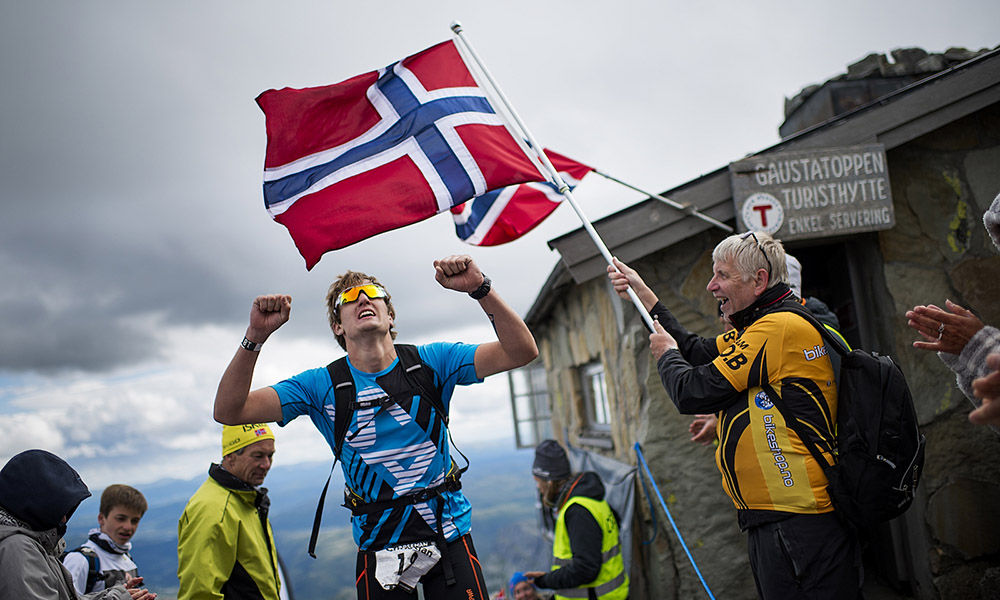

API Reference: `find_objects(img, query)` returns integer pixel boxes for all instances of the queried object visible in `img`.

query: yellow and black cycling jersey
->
[652,295,838,515]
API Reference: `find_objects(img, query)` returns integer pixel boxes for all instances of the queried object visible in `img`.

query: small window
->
[579,361,612,448]
[508,362,552,449]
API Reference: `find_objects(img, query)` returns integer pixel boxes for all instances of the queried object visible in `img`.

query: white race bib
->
[373,541,442,591]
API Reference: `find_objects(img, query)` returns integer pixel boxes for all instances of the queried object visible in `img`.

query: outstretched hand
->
[434,254,484,293]
[124,576,157,599]
[248,294,292,342]
[905,299,983,355]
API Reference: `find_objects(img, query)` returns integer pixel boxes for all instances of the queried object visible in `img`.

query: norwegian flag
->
[451,149,593,246]
[256,40,547,269]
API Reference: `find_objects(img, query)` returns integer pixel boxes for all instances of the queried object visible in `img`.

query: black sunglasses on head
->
[739,231,773,278]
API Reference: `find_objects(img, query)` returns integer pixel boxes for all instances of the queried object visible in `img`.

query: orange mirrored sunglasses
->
[334,284,388,311]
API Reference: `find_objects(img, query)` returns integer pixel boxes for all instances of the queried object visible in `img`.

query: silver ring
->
[937,323,945,340]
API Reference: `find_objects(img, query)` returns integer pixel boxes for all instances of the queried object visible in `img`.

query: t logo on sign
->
[741,192,784,234]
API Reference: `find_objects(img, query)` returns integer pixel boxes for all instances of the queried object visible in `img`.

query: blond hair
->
[712,231,788,289]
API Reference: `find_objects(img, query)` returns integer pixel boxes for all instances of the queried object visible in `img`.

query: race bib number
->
[373,541,441,591]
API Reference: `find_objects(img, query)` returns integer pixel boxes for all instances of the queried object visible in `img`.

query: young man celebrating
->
[608,232,861,600]
[214,254,537,600]
[63,485,149,596]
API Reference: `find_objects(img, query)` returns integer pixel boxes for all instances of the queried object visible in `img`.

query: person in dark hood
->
[0,449,154,600]
[523,440,628,600]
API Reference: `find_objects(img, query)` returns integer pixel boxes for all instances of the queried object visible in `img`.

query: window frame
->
[507,361,552,449]
[578,360,614,448]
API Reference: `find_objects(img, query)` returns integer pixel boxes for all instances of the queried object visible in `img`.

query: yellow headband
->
[222,423,275,456]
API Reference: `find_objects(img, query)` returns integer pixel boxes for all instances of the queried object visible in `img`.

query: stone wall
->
[532,101,1000,599]
[878,101,1000,599]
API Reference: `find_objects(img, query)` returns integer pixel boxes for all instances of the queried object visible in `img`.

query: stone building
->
[518,47,1000,599]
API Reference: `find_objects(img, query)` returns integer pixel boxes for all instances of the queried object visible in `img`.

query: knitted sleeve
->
[939,325,1000,406]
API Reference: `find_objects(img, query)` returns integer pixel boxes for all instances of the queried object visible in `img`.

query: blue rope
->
[634,442,716,600]
[638,458,659,545]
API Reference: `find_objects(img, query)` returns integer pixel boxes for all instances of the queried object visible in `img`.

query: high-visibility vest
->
[551,495,629,600]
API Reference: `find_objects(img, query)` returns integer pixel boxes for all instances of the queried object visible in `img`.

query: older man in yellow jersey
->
[608,232,861,600]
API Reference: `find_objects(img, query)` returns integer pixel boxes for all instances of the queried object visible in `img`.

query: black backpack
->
[765,303,926,531]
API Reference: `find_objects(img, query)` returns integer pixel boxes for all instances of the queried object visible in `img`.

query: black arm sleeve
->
[657,349,742,414]
[534,504,603,590]
[650,302,720,365]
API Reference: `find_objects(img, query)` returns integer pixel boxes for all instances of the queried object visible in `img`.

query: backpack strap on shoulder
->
[393,344,447,425]
[389,344,469,466]
[774,301,850,356]
[773,300,850,386]
[328,357,356,460]
[307,356,353,559]
[64,546,105,593]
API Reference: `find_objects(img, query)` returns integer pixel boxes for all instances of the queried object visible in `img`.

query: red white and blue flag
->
[450,149,593,246]
[256,40,547,269]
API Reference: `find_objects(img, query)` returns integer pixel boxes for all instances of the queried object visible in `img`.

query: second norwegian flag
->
[450,149,593,246]
[256,40,547,269]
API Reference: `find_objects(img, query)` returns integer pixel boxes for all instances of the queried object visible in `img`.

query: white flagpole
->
[593,169,733,233]
[451,21,656,332]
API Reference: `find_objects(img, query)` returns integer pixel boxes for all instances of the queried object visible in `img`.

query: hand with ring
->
[905,299,984,355]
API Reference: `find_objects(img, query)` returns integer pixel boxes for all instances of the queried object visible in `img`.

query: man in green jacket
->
[177,424,282,600]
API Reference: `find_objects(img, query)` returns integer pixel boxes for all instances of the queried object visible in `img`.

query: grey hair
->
[712,231,789,289]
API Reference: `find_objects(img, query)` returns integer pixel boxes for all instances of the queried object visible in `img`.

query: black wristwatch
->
[468,274,492,300]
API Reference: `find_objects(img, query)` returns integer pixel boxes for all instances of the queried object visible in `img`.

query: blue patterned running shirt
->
[273,342,481,551]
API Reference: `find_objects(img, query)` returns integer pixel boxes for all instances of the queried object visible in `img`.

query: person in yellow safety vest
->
[524,440,628,600]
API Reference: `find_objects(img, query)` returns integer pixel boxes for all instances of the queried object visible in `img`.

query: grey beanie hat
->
[985,192,1000,252]
[532,439,571,481]
[785,254,803,297]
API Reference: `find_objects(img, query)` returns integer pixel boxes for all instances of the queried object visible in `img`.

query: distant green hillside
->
[64,445,550,599]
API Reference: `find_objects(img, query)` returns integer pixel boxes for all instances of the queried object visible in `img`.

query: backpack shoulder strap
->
[309,356,353,559]
[325,356,355,460]
[773,301,850,356]
[64,546,104,593]
[392,344,446,425]
[390,344,467,475]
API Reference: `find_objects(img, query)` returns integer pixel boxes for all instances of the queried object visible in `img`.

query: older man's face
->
[706,258,760,318]
[223,439,275,487]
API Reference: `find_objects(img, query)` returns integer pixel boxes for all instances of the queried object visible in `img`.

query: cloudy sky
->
[1,0,996,488]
